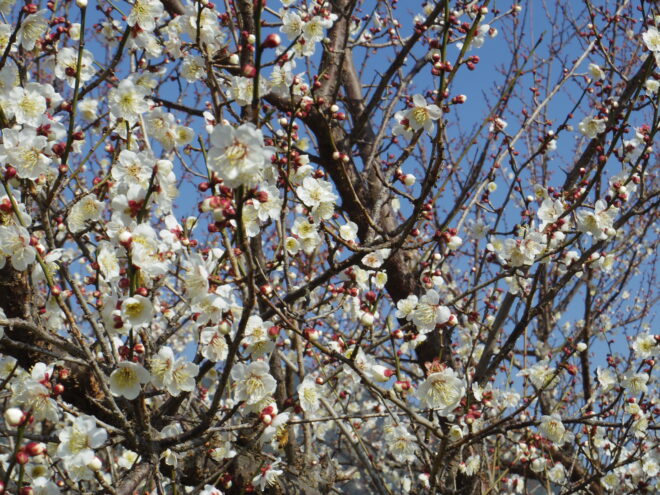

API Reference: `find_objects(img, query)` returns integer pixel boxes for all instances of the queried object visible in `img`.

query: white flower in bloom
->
[150,346,199,396]
[459,454,481,476]
[298,376,321,414]
[396,294,419,319]
[109,79,151,124]
[622,372,649,395]
[284,236,300,255]
[57,415,108,460]
[55,47,95,87]
[130,223,169,277]
[181,55,206,82]
[112,149,154,190]
[145,108,194,150]
[362,248,390,269]
[386,424,418,463]
[13,378,59,422]
[127,0,164,32]
[588,63,605,80]
[0,225,36,271]
[67,195,104,233]
[97,241,120,282]
[537,198,564,230]
[411,289,451,333]
[118,449,140,469]
[109,361,151,400]
[302,15,335,43]
[577,199,618,240]
[121,295,154,328]
[200,328,229,362]
[596,367,617,393]
[407,94,441,133]
[243,315,275,358]
[646,78,659,95]
[547,463,567,484]
[642,27,660,53]
[632,334,657,359]
[339,221,358,241]
[578,115,607,139]
[7,84,47,126]
[281,11,304,40]
[497,231,545,267]
[539,414,573,446]
[232,360,277,405]
[16,10,48,50]
[297,177,337,211]
[207,123,273,188]
[416,367,465,415]
[252,460,284,491]
[78,98,99,121]
[260,411,291,451]
[0,127,50,180]
[518,359,558,389]
[600,472,619,491]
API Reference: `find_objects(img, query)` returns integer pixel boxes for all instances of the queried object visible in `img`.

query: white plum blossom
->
[411,289,451,333]
[68,195,104,233]
[417,367,465,415]
[0,127,51,180]
[16,10,48,50]
[642,27,660,53]
[252,460,284,491]
[109,362,151,400]
[109,79,151,124]
[200,328,229,362]
[362,248,391,269]
[121,295,154,328]
[597,367,617,393]
[537,198,565,230]
[55,47,95,86]
[578,115,607,139]
[127,0,164,32]
[97,241,120,282]
[0,225,36,271]
[339,221,359,241]
[385,423,418,463]
[150,346,199,396]
[622,372,649,395]
[6,84,46,126]
[632,334,657,359]
[395,94,441,138]
[298,376,321,414]
[518,359,559,389]
[539,414,573,446]
[207,123,273,188]
[577,200,618,240]
[231,361,277,405]
[57,415,108,460]
[588,63,605,80]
